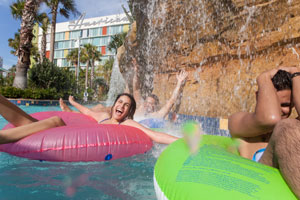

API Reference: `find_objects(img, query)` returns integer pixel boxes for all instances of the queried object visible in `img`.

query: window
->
[99,27,103,35]
[64,41,71,49]
[82,29,89,38]
[70,30,82,39]
[55,32,65,41]
[46,42,50,51]
[62,59,70,67]
[89,28,100,37]
[99,37,109,46]
[55,41,71,49]
[109,26,122,35]
[54,50,64,58]
[91,38,100,46]
[106,48,115,55]
[71,40,76,48]
[46,34,50,41]
[81,38,90,45]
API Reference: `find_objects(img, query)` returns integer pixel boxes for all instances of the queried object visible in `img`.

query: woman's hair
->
[111,93,136,120]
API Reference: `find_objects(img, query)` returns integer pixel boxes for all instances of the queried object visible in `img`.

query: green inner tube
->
[154,135,296,200]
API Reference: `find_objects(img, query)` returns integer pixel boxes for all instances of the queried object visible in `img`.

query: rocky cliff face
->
[120,0,300,118]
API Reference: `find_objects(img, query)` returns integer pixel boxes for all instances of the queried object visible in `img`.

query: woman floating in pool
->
[0,94,65,144]
[63,93,178,144]
[0,93,178,144]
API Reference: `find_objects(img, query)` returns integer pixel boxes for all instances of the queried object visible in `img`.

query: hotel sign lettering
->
[68,13,129,30]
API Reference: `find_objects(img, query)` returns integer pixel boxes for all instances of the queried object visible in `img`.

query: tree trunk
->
[85,61,89,89]
[13,66,28,89]
[13,0,39,89]
[75,63,78,79]
[40,29,47,62]
[49,3,58,62]
[90,61,94,89]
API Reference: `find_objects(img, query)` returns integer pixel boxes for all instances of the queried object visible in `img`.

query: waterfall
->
[106,57,126,106]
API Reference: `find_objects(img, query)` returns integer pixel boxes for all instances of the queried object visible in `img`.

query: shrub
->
[0,86,24,98]
[0,86,75,100]
[28,60,77,93]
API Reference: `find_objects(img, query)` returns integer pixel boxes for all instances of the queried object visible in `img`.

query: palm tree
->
[80,44,91,90]
[36,12,50,62]
[10,0,25,19]
[107,32,128,54]
[8,31,20,56]
[66,48,79,77]
[12,0,40,89]
[46,0,79,62]
[10,0,48,63]
[98,57,114,85]
[89,46,102,89]
[80,44,102,90]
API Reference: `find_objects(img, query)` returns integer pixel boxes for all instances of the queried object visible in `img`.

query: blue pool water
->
[0,106,162,200]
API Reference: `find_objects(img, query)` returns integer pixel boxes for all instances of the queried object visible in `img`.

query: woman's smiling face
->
[111,95,132,121]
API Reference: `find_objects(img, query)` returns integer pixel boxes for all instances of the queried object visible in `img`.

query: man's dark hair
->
[148,94,160,106]
[111,93,136,120]
[271,70,292,91]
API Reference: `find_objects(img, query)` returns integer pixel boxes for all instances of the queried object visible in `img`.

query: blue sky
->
[0,0,128,69]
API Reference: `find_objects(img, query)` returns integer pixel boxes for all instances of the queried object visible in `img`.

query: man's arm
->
[286,67,300,117]
[229,69,282,138]
[154,70,188,118]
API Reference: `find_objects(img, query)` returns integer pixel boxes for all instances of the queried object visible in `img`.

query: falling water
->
[106,58,126,105]
[126,0,300,117]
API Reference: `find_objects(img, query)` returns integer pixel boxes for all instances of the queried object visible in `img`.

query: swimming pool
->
[0,105,164,200]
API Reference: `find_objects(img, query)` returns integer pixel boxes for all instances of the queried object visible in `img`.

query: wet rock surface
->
[120,0,300,117]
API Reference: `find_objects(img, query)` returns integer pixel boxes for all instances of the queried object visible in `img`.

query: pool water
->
[0,105,166,200]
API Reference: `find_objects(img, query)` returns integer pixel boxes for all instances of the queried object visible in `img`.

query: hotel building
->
[34,13,130,68]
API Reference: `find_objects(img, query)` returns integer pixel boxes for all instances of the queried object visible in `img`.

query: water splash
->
[106,58,126,105]
[128,0,299,117]
[291,47,300,60]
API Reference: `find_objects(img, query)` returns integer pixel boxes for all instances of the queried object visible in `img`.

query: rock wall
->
[120,0,300,118]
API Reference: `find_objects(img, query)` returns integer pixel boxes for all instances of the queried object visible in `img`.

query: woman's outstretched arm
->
[60,97,110,113]
[124,119,179,144]
[67,96,109,122]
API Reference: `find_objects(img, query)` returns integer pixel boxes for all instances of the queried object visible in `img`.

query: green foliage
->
[66,48,79,66]
[8,31,20,56]
[36,12,50,31]
[0,86,24,98]
[80,43,102,64]
[26,60,79,99]
[0,86,72,99]
[28,60,76,91]
[122,4,134,23]
[97,58,114,85]
[127,0,135,20]
[10,0,25,20]
[45,0,80,19]
[0,66,16,86]
[93,77,109,100]
[0,63,80,100]
[107,32,128,53]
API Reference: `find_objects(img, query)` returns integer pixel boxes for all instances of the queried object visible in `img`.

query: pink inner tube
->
[0,111,153,162]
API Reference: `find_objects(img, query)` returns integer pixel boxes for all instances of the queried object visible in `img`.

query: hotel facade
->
[34,13,130,68]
